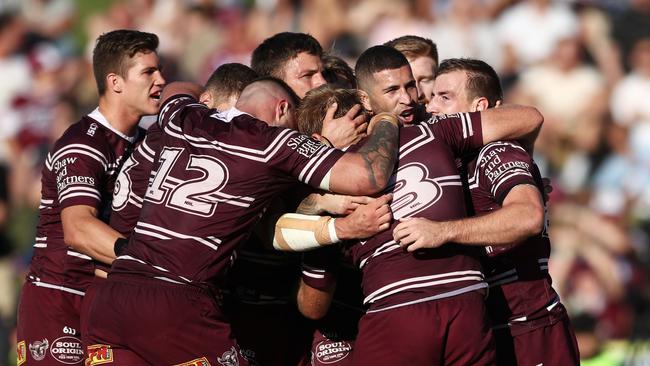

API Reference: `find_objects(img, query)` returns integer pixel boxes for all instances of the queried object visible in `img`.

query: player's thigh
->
[17,282,85,365]
[443,292,496,366]
[352,303,441,366]
[97,278,249,366]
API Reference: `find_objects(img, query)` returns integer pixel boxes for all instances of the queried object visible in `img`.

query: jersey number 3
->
[146,147,229,217]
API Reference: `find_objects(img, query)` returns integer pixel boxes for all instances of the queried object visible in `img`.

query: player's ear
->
[199,91,213,106]
[474,97,489,112]
[107,73,122,93]
[358,90,373,113]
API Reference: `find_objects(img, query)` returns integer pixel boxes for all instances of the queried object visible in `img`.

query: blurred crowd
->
[0,0,649,364]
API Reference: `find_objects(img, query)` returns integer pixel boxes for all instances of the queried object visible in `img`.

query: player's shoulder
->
[53,115,111,152]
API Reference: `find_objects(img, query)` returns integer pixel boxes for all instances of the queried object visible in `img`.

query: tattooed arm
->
[325,114,399,195]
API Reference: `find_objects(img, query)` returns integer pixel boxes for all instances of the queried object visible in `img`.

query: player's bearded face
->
[367,65,418,125]
[283,52,326,99]
[427,70,472,115]
[122,51,166,116]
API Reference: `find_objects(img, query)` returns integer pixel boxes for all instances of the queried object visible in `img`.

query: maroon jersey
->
[28,108,143,294]
[110,123,162,236]
[111,95,345,286]
[465,141,559,335]
[350,113,486,313]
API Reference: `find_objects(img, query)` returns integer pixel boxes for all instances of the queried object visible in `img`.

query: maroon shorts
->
[494,310,580,365]
[16,281,85,365]
[224,299,313,366]
[352,291,495,366]
[84,274,249,366]
[310,328,354,366]
[80,276,106,341]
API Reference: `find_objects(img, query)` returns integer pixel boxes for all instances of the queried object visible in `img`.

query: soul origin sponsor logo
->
[315,340,352,364]
[50,336,84,364]
[174,357,211,366]
[17,341,26,365]
[86,344,113,365]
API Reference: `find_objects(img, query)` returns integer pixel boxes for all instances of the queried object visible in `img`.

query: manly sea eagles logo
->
[29,339,49,361]
[217,346,239,366]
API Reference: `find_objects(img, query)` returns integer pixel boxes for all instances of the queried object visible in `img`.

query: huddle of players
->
[15,28,580,366]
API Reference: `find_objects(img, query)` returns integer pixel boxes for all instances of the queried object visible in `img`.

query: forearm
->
[444,202,542,247]
[297,279,335,320]
[296,193,324,215]
[64,216,122,264]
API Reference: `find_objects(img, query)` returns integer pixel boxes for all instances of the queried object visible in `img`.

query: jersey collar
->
[88,107,139,143]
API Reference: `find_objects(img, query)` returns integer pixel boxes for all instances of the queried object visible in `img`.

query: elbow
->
[63,228,84,251]
[298,303,328,320]
[524,205,545,237]
[528,106,544,132]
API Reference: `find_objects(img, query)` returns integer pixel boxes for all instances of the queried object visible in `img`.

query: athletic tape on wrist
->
[273,213,341,252]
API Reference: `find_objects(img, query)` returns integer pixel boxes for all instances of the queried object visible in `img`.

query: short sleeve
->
[476,141,536,204]
[426,112,483,157]
[48,142,107,210]
[301,246,340,290]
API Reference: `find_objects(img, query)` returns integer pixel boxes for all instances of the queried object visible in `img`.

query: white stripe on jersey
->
[127,197,143,208]
[364,270,485,305]
[162,176,254,207]
[399,124,434,159]
[302,271,325,279]
[486,268,517,283]
[33,243,47,248]
[30,279,85,296]
[140,139,156,161]
[359,241,401,269]
[135,222,222,250]
[164,119,298,162]
[46,144,108,171]
[489,274,519,287]
[116,255,193,283]
[59,191,102,203]
[366,282,487,314]
[66,250,92,260]
[460,112,474,138]
[299,148,337,184]
[159,96,192,125]
[490,169,533,196]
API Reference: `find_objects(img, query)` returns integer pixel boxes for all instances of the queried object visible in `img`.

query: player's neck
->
[98,96,140,137]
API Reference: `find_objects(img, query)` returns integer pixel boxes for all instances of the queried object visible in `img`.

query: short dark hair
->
[204,63,258,100]
[297,85,367,136]
[437,58,503,107]
[251,32,323,79]
[355,45,410,92]
[322,54,356,89]
[384,35,438,65]
[92,29,159,95]
[250,75,301,108]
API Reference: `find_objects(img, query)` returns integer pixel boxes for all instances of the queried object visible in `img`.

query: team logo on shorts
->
[217,346,239,366]
[85,344,113,365]
[174,357,211,366]
[16,341,26,365]
[50,336,84,364]
[314,340,352,364]
[29,339,49,361]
